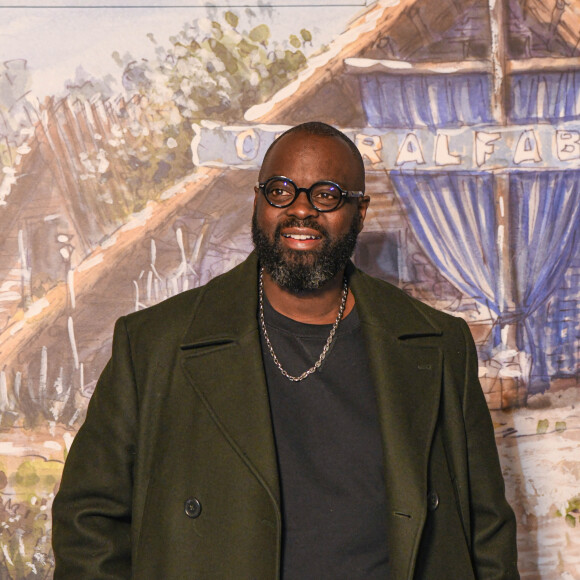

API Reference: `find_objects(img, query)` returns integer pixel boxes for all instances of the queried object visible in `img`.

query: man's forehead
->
[260,132,359,179]
[269,131,344,156]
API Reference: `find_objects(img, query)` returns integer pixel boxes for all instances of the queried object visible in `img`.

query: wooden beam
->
[525,0,580,52]
[343,57,490,75]
[507,56,580,73]
[488,0,508,125]
[345,55,580,76]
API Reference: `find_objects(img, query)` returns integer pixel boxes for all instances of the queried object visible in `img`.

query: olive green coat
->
[52,253,519,579]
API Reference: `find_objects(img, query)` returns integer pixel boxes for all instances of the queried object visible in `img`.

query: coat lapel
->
[179,254,280,509]
[350,266,444,578]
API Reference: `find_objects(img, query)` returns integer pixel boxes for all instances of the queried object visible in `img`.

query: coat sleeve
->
[52,317,137,579]
[458,319,519,579]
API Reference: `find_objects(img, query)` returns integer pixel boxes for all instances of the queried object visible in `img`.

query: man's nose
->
[287,189,318,218]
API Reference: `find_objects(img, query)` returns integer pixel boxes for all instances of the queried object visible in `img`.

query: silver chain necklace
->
[258,267,349,382]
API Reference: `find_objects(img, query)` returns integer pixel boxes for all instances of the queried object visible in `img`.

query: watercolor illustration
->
[0,0,579,577]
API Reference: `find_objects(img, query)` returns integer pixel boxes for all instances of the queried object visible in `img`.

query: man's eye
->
[269,188,293,198]
[313,188,340,201]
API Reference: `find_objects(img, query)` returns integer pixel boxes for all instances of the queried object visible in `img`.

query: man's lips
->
[278,228,323,250]
[280,228,323,241]
[282,233,322,241]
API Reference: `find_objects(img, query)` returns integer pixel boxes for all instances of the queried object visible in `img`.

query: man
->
[52,122,519,579]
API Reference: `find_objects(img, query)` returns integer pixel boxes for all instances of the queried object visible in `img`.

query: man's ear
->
[356,196,370,232]
[253,186,260,210]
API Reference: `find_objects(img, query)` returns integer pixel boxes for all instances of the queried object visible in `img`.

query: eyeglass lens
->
[264,178,342,210]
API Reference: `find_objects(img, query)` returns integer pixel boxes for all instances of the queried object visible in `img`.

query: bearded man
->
[52,122,519,579]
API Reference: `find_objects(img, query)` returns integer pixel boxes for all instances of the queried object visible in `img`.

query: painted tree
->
[92,10,314,212]
[123,11,310,123]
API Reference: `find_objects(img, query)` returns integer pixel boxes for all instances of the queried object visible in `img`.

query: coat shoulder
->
[121,254,257,343]
[352,266,468,338]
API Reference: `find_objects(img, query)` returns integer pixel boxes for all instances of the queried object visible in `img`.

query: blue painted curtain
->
[510,71,580,123]
[359,71,580,128]
[509,171,580,385]
[359,74,492,129]
[389,172,501,312]
[391,171,580,386]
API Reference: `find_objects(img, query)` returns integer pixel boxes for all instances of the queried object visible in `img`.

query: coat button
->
[427,490,439,511]
[184,497,202,518]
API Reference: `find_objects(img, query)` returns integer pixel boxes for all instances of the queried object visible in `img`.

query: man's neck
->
[262,269,355,324]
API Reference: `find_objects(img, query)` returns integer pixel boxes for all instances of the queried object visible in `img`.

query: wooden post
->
[488,0,517,350]
[488,0,527,406]
[488,0,508,125]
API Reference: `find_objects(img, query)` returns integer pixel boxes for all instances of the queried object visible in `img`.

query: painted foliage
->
[0,1,578,578]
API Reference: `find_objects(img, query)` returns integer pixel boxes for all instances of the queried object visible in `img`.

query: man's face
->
[252,132,369,292]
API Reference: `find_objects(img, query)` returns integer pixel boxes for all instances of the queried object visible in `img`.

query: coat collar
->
[180,253,443,346]
[347,261,442,339]
[181,252,261,348]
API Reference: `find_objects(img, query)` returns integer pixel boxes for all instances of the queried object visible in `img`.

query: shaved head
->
[260,121,365,191]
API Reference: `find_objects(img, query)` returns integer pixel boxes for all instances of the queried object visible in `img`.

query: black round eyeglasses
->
[257,176,365,212]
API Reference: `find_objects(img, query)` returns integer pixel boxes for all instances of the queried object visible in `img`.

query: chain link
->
[258,268,348,382]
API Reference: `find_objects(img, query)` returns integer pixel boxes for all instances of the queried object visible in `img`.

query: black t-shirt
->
[260,296,389,579]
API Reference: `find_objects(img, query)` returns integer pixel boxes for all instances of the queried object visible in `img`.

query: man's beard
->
[251,211,361,292]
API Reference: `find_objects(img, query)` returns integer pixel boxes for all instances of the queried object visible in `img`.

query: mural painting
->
[0,0,579,578]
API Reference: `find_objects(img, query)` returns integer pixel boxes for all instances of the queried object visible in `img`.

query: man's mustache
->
[275,218,328,237]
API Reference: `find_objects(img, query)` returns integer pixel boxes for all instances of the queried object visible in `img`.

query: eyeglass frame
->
[256,175,365,213]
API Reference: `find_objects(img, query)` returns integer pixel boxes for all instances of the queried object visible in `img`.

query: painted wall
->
[0,1,578,578]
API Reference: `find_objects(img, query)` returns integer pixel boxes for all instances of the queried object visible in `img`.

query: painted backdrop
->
[0,1,579,578]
